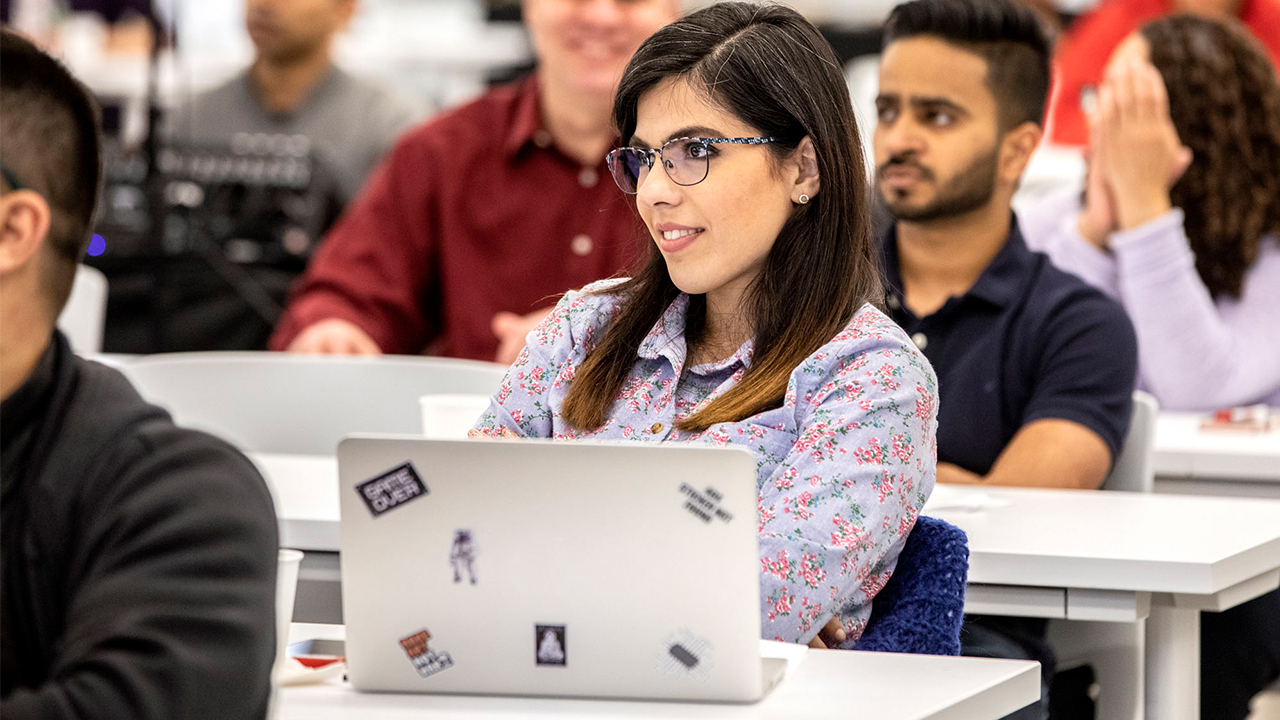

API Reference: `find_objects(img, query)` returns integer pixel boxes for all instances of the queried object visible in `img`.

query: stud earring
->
[798,194,810,205]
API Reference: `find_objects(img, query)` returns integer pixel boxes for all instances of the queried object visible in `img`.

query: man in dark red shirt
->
[270,0,680,363]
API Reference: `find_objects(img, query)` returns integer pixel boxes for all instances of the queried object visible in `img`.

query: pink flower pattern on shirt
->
[474,280,938,644]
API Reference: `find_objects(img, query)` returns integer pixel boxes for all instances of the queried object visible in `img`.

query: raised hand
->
[1097,57,1193,232]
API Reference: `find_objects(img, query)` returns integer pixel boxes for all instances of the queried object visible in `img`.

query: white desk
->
[1153,412,1280,498]
[927,486,1280,720]
[278,624,1040,720]
[258,453,1280,720]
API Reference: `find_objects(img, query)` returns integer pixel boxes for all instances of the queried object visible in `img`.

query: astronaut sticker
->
[450,529,477,585]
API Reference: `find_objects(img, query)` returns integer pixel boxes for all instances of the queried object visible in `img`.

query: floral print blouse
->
[473,280,939,644]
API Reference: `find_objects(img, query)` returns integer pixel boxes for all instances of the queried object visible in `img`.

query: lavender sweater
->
[1021,191,1280,410]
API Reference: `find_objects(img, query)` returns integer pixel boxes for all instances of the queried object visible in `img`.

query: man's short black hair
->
[0,28,103,318]
[883,0,1052,131]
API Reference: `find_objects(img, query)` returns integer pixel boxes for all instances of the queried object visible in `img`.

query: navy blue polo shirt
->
[881,217,1138,476]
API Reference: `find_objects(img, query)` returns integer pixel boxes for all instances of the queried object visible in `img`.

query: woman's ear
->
[791,136,821,203]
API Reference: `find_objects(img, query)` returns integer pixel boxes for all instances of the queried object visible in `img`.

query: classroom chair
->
[850,515,969,655]
[57,264,108,354]
[120,352,509,455]
[1100,391,1160,493]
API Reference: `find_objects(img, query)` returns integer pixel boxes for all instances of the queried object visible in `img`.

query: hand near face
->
[1077,134,1119,250]
[286,318,382,355]
[491,307,553,366]
[1096,58,1193,232]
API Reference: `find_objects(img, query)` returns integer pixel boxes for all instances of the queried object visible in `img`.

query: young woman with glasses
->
[472,1,939,648]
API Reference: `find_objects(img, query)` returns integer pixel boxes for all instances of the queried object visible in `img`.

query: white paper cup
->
[268,548,303,718]
[274,549,304,676]
[419,394,493,439]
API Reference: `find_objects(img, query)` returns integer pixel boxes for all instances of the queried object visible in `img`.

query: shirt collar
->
[636,294,754,376]
[503,74,555,158]
[881,213,1034,312]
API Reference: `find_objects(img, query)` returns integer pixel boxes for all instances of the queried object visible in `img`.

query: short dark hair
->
[0,28,103,318]
[883,0,1052,131]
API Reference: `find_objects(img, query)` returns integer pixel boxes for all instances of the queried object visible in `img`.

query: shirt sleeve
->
[1,432,279,720]
[755,328,939,644]
[1109,213,1280,409]
[1021,285,1138,462]
[473,284,618,438]
[1021,191,1122,301]
[269,132,437,354]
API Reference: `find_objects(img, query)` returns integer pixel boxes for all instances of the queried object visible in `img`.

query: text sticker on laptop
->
[399,628,454,678]
[356,462,428,517]
[678,483,734,524]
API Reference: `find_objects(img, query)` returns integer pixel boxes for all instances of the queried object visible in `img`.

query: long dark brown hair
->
[560,2,881,433]
[1142,15,1280,299]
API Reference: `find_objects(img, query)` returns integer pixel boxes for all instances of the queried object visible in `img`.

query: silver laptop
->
[337,436,787,702]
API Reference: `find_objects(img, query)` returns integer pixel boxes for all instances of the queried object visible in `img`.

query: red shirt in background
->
[269,76,647,360]
[1047,0,1280,145]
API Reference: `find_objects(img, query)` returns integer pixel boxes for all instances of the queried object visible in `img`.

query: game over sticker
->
[357,462,428,517]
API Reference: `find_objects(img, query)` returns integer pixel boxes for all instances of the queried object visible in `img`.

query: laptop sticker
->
[535,624,567,666]
[678,483,734,524]
[399,629,454,678]
[450,529,477,584]
[655,630,714,683]
[356,462,428,517]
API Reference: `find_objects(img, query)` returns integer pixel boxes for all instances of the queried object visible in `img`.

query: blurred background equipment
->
[91,134,343,352]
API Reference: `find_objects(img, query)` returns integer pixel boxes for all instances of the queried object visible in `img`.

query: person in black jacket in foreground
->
[0,29,279,720]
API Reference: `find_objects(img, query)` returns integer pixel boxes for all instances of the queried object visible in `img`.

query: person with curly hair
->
[1024,14,1280,412]
[1046,0,1280,146]
[1023,16,1280,718]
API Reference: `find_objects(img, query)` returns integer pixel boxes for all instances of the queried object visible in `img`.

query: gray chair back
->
[1101,391,1159,493]
[121,352,509,455]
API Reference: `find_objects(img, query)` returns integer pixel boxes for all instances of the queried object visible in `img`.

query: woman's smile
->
[655,222,705,252]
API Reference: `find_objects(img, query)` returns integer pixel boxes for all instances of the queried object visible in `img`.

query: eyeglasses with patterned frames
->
[605,136,777,195]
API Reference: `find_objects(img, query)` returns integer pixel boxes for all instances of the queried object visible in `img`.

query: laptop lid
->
[337,436,768,701]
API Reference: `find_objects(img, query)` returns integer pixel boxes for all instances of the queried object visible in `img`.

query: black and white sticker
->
[356,462,428,517]
[450,529,477,585]
[679,483,733,524]
[399,629,453,678]
[655,629,713,683]
[535,624,567,666]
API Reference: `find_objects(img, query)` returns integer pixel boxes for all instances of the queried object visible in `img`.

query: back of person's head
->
[1140,15,1280,299]
[0,29,103,322]
[883,0,1051,131]
[561,1,879,433]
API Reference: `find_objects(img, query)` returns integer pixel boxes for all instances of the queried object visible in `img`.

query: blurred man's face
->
[873,36,1002,222]
[523,0,679,97]
[245,0,355,64]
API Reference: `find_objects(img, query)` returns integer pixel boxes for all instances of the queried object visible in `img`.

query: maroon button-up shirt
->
[269,76,647,360]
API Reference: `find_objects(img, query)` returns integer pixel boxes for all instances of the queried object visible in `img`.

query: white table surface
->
[260,453,1280,720]
[1153,411,1280,483]
[259,451,1280,598]
[279,624,1040,720]
[926,485,1280,596]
